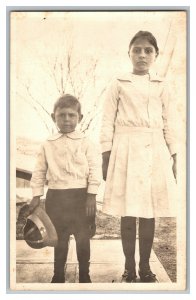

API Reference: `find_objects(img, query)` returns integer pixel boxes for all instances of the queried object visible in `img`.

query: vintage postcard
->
[10,10,187,291]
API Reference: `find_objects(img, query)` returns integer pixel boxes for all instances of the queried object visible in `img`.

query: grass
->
[153,218,176,282]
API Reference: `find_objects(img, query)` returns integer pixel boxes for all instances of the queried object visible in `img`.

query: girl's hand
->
[172,153,177,182]
[28,196,41,215]
[102,151,111,180]
[86,193,96,217]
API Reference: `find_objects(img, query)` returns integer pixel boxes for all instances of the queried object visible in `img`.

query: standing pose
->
[29,94,102,283]
[100,31,177,282]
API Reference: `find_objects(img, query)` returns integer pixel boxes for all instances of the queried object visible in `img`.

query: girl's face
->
[128,38,158,75]
[51,106,82,133]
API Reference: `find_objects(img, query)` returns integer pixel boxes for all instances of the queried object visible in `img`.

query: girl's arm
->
[100,79,119,153]
[161,82,178,156]
[172,153,177,181]
[161,82,178,181]
[102,151,111,180]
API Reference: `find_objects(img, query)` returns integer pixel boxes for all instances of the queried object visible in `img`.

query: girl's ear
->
[51,113,55,123]
[79,114,83,123]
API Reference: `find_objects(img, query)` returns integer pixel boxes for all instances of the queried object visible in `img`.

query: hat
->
[23,206,58,249]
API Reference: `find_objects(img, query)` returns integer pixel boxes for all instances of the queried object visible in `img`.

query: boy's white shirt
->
[30,130,102,197]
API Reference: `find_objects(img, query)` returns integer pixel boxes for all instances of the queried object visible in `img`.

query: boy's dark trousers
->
[121,216,155,275]
[45,188,93,283]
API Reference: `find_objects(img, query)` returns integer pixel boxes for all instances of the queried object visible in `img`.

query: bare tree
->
[16,22,107,136]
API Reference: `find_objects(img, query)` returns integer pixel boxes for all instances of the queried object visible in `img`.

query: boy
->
[29,94,102,283]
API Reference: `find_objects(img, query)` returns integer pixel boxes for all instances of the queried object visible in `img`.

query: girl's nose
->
[139,49,146,57]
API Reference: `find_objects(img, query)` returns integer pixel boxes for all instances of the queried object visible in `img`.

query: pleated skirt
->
[102,126,177,218]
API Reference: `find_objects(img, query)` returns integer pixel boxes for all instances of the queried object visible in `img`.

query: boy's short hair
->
[53,94,82,115]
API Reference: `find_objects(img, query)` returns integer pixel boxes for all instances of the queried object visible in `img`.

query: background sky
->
[11,11,186,142]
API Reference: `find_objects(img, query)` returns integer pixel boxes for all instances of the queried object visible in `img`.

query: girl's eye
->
[145,48,153,54]
[133,48,140,54]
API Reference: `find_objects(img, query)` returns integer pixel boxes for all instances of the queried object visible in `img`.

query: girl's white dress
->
[100,72,178,218]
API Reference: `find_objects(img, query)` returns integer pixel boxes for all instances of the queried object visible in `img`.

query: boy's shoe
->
[121,269,137,283]
[51,274,65,283]
[79,274,92,283]
[139,269,157,283]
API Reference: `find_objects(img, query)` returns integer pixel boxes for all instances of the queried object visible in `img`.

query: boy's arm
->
[86,193,96,217]
[86,140,102,195]
[85,140,102,216]
[30,144,48,198]
[28,196,41,214]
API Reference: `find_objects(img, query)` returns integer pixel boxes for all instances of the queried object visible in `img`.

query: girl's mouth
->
[137,61,147,65]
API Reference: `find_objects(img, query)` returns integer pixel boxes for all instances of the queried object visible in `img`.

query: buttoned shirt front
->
[100,72,177,155]
[30,131,102,197]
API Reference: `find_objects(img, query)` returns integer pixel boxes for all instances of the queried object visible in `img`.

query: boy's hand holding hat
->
[18,197,40,219]
[28,196,41,214]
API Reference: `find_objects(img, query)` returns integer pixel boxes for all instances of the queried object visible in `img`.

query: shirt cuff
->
[87,184,99,194]
[32,187,44,197]
[101,141,113,153]
[167,143,178,156]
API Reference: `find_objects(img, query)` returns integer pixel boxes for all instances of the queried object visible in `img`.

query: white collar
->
[116,72,163,82]
[47,130,85,141]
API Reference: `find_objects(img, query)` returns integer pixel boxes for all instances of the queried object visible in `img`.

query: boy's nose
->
[64,114,70,121]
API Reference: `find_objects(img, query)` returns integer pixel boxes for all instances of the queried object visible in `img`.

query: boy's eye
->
[69,114,75,118]
[59,113,76,118]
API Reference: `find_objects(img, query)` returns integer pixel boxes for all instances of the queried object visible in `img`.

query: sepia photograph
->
[9,9,187,291]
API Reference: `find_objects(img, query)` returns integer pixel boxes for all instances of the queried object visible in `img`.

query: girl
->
[100,31,177,283]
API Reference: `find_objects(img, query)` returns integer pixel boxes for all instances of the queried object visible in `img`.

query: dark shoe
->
[79,274,92,283]
[139,269,157,283]
[121,269,137,283]
[51,274,65,283]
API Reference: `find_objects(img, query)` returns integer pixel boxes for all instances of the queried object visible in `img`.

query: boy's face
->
[51,106,82,134]
[128,38,157,75]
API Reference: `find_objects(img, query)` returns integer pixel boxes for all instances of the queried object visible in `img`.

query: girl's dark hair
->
[128,31,159,55]
[53,94,82,115]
